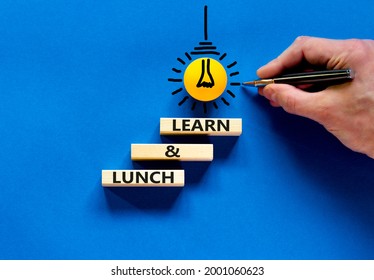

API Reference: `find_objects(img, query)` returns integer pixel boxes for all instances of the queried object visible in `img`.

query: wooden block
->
[160,118,242,136]
[102,170,184,187]
[131,144,213,161]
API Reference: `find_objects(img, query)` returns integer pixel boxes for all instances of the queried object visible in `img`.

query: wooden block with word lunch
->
[160,118,242,136]
[131,144,213,161]
[102,170,184,187]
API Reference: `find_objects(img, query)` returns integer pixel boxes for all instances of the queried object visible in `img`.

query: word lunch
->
[102,170,184,187]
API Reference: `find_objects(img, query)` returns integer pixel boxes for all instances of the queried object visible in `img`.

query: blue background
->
[1,0,374,259]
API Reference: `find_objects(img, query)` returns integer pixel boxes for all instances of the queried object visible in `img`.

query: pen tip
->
[242,81,255,86]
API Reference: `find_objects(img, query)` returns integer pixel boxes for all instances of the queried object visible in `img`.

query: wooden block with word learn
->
[102,170,184,187]
[131,144,213,161]
[160,118,242,136]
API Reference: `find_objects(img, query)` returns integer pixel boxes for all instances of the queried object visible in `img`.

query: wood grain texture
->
[131,144,213,161]
[160,118,242,136]
[102,170,185,187]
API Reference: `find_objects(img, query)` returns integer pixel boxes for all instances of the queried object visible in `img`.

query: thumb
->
[262,84,322,120]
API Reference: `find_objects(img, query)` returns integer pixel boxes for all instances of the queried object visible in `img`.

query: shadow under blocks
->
[103,134,239,210]
[160,134,239,184]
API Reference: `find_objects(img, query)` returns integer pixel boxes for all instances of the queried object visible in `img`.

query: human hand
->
[257,36,374,158]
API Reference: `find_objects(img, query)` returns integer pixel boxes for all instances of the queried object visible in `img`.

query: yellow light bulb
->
[183,57,227,102]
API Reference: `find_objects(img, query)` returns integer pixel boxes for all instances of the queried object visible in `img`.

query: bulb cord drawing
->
[196,58,215,88]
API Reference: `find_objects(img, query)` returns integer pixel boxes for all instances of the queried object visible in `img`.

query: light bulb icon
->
[168,6,240,113]
[196,58,214,88]
[184,57,227,102]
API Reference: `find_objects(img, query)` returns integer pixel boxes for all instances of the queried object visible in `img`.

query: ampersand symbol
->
[165,145,180,158]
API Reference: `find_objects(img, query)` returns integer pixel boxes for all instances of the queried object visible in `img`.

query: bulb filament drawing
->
[196,58,215,88]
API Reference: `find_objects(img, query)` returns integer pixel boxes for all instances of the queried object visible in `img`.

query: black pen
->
[242,69,354,87]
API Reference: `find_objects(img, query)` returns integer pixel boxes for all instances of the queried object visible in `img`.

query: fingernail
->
[257,59,277,74]
[256,65,265,73]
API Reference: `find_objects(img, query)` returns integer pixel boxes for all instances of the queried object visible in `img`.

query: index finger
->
[256,36,345,78]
